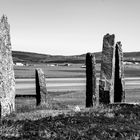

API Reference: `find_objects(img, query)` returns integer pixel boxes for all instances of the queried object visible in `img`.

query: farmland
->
[14,63,140,78]
[14,64,87,79]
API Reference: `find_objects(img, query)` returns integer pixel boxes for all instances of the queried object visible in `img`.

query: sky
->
[0,0,140,55]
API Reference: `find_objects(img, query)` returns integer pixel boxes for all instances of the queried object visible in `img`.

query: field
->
[14,63,140,78]
[14,63,140,103]
[1,63,140,139]
[14,64,87,78]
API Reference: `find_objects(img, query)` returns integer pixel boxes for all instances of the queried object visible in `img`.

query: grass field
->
[14,64,87,78]
[14,63,140,78]
[1,63,140,139]
[1,89,140,139]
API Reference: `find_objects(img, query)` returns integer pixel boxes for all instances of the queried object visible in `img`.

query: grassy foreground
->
[2,64,140,139]
[1,103,140,140]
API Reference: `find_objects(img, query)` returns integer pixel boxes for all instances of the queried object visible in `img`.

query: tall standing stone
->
[0,15,15,117]
[86,53,97,107]
[99,34,115,104]
[114,42,125,102]
[35,68,48,106]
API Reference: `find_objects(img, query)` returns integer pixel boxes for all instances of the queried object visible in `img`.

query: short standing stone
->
[0,15,15,117]
[114,42,125,102]
[35,68,48,106]
[99,34,115,104]
[86,53,97,107]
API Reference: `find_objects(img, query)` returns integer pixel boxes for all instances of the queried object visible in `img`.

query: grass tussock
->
[1,104,140,139]
[15,93,70,114]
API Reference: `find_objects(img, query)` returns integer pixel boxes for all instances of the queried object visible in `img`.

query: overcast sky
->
[0,0,140,55]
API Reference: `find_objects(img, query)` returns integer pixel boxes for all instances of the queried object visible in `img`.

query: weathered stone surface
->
[0,15,15,117]
[35,68,48,106]
[114,42,125,102]
[99,34,115,104]
[86,53,97,107]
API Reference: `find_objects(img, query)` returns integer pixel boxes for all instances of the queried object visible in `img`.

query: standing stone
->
[99,34,115,104]
[35,68,48,106]
[0,15,15,117]
[114,42,125,102]
[86,53,97,107]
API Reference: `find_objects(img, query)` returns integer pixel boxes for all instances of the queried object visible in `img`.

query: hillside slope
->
[12,51,140,64]
[12,51,85,64]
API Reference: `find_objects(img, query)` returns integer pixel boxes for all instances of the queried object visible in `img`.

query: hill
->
[12,51,140,64]
[12,51,85,64]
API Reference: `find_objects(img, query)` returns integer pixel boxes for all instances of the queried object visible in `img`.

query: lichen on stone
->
[0,15,15,117]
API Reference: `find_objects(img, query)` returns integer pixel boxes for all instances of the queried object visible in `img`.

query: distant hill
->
[12,51,140,64]
[12,51,85,64]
